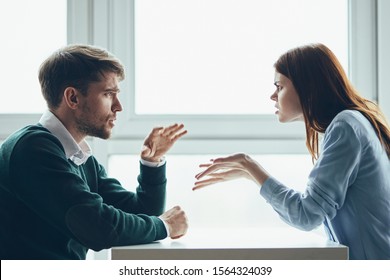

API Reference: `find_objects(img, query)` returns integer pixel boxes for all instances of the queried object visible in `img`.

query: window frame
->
[378,0,390,117]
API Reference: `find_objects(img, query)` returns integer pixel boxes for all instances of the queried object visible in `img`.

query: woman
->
[193,43,390,260]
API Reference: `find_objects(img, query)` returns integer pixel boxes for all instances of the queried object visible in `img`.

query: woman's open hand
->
[193,153,254,190]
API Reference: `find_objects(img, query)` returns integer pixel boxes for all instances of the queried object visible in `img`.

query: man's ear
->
[63,87,79,109]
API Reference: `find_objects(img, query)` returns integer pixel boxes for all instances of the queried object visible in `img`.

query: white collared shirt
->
[39,110,92,166]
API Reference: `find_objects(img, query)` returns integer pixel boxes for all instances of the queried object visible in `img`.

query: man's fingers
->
[141,146,151,157]
[170,129,187,141]
[161,123,185,136]
[171,234,184,239]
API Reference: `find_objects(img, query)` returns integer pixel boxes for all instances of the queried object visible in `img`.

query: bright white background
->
[0,0,67,114]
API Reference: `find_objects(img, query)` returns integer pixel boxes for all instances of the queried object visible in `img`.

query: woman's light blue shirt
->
[261,110,390,259]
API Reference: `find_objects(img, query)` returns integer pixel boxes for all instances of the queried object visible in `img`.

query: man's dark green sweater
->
[0,125,168,260]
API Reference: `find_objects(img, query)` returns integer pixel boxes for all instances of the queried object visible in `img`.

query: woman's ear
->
[63,87,79,109]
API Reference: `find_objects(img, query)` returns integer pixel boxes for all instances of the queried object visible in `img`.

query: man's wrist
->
[140,156,166,167]
[159,217,170,237]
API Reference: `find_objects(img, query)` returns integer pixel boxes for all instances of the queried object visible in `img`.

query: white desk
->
[111,227,348,260]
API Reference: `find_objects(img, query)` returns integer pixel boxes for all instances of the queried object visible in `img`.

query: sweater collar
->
[39,110,92,166]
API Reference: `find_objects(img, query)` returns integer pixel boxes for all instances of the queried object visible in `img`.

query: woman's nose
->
[270,91,277,101]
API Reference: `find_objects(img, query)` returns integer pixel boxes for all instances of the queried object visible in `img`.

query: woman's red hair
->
[274,43,390,160]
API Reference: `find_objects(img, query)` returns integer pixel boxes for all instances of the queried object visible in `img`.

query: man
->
[0,45,188,260]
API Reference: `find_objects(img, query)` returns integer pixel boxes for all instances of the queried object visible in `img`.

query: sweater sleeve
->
[10,131,167,251]
[94,160,167,216]
[260,119,361,231]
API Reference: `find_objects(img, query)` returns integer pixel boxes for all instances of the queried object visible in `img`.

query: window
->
[134,0,348,115]
[111,0,356,140]
[0,0,67,114]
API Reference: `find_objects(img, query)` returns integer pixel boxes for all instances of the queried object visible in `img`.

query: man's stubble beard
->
[75,105,111,140]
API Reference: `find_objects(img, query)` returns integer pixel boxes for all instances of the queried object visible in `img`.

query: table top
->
[111,226,348,260]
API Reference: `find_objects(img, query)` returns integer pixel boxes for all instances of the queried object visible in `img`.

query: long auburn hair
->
[274,43,390,160]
